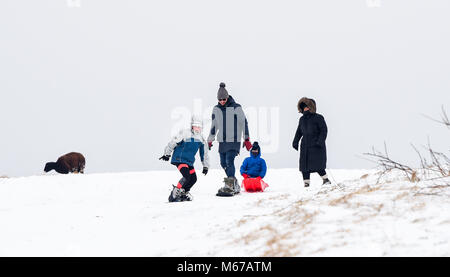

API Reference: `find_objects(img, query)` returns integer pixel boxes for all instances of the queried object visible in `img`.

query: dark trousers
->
[174,164,197,192]
[219,150,238,177]
[302,169,327,180]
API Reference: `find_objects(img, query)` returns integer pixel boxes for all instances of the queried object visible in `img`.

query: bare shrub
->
[364,107,449,185]
[364,143,420,183]
[422,106,450,129]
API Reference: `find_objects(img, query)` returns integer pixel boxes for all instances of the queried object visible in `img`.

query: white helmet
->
[191,115,203,128]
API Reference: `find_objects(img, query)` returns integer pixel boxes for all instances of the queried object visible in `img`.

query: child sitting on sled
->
[159,115,210,202]
[240,142,269,192]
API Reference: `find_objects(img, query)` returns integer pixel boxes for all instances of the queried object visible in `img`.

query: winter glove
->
[243,139,252,151]
[202,167,208,175]
[208,141,213,150]
[159,155,170,161]
[242,173,249,179]
[293,142,299,151]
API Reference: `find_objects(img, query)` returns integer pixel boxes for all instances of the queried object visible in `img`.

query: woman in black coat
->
[292,97,331,187]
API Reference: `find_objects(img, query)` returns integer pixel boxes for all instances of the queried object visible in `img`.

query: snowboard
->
[168,196,192,202]
[216,191,237,197]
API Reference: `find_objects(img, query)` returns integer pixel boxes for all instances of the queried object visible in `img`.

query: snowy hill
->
[0,169,449,257]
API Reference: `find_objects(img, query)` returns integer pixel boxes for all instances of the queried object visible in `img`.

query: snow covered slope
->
[0,169,449,257]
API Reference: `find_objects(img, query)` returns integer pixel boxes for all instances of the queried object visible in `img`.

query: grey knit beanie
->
[217,82,229,100]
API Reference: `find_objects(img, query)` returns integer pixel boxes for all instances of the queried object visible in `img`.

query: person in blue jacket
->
[240,142,267,180]
[160,115,210,202]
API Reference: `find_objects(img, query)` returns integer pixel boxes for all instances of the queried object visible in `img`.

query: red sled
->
[242,178,269,192]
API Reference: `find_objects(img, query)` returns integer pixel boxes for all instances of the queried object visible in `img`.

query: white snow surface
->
[0,169,449,257]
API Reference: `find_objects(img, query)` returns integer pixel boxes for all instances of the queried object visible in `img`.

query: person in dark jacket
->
[160,115,210,202]
[292,97,331,187]
[208,82,252,196]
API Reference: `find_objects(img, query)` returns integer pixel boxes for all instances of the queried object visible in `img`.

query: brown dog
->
[44,152,85,174]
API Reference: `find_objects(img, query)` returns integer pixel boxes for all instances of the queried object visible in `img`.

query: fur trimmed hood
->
[297,97,317,114]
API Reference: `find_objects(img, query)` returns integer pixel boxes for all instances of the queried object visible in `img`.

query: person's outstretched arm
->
[208,107,219,143]
[199,137,210,169]
[236,106,250,141]
[164,129,187,156]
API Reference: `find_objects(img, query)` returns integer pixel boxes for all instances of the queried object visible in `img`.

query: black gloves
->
[159,155,170,161]
[202,167,208,175]
[292,142,299,151]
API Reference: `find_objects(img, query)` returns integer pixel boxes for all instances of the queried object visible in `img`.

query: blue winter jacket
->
[240,151,267,178]
[164,129,210,168]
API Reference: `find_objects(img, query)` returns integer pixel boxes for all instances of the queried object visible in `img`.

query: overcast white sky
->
[1,0,449,177]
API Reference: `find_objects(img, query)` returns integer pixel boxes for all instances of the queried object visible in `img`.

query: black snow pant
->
[175,164,197,192]
[302,169,327,180]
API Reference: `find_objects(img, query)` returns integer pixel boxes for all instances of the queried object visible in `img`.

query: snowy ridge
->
[0,169,449,256]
